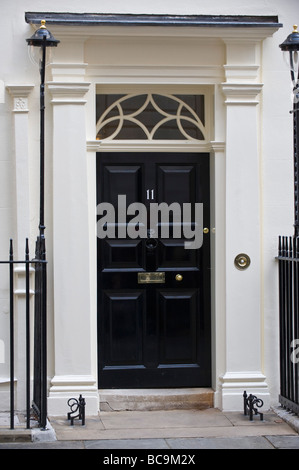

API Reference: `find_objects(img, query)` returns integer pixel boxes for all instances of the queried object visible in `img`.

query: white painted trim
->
[50,374,98,391]
[44,22,275,413]
[49,25,280,41]
[47,81,90,104]
[48,375,99,416]
[87,140,224,153]
[224,65,260,83]
[220,372,270,411]
[88,65,224,85]
[96,93,207,141]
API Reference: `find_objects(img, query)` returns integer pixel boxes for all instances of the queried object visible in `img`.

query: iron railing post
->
[9,240,14,430]
[25,238,31,429]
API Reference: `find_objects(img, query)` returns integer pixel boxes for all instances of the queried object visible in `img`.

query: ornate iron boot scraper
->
[243,391,264,421]
[67,394,86,425]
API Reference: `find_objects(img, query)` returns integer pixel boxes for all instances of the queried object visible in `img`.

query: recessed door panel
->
[157,165,196,205]
[103,165,142,206]
[158,289,198,364]
[102,290,145,366]
[102,239,145,271]
[157,239,198,269]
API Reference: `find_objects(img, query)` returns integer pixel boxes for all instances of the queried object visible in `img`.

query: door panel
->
[103,165,143,207]
[103,290,145,365]
[102,239,144,270]
[158,289,198,364]
[97,153,210,388]
[158,239,198,269]
[157,165,196,205]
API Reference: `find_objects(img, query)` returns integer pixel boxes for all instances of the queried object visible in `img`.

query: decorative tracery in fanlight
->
[96,93,207,141]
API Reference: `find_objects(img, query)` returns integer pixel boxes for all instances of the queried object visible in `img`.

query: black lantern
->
[280,25,299,94]
[26,19,60,48]
[280,25,299,236]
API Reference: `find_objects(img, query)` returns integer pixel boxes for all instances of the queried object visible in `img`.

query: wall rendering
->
[0,0,298,414]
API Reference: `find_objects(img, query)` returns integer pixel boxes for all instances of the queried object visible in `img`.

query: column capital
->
[210,141,226,153]
[47,81,90,105]
[221,82,263,105]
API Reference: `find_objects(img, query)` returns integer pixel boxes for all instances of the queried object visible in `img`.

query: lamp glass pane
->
[27,45,52,70]
[290,51,299,87]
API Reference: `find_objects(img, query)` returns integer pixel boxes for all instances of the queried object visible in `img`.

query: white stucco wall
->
[0,0,298,413]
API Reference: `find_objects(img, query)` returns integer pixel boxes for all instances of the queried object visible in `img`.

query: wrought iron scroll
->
[67,394,86,426]
[243,391,264,421]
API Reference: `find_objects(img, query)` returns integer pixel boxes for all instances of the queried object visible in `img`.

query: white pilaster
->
[6,85,34,255]
[6,85,35,410]
[47,81,99,415]
[219,41,270,410]
[210,140,226,409]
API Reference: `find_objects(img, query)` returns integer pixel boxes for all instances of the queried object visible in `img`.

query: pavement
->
[1,406,299,450]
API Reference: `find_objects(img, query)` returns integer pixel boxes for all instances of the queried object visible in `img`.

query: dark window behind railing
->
[0,237,47,429]
[277,235,299,414]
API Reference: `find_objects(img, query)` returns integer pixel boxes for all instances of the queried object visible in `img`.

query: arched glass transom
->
[96,93,206,141]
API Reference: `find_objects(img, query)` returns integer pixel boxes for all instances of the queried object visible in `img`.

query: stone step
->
[99,388,214,412]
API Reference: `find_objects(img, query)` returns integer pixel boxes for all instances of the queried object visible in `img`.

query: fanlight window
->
[96,94,206,141]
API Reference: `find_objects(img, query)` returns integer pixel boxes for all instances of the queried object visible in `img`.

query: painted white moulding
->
[6,85,34,112]
[47,81,91,104]
[0,339,4,364]
[0,80,4,103]
[221,83,263,105]
[88,64,224,85]
[87,140,225,153]
[13,266,35,297]
[49,25,280,41]
[223,65,260,83]
[220,372,270,411]
[50,374,98,390]
[48,375,99,416]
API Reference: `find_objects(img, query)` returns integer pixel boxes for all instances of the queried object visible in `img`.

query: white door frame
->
[44,22,279,414]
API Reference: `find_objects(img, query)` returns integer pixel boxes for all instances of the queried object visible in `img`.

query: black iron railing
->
[277,235,299,414]
[0,237,47,429]
[32,235,47,429]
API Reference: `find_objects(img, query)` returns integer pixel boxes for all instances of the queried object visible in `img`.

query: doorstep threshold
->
[98,388,214,412]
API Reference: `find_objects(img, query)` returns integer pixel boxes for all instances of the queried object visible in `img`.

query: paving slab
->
[1,407,298,448]
[49,408,298,441]
[84,438,170,449]
[0,440,85,449]
[0,435,297,449]
[166,436,275,449]
[0,413,32,442]
[265,435,299,449]
[100,408,231,430]
[0,413,21,426]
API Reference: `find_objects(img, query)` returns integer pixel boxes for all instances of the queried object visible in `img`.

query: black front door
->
[97,153,211,388]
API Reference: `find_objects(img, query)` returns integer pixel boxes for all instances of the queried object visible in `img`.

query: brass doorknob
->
[175,274,183,282]
[234,253,251,270]
[203,228,209,234]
